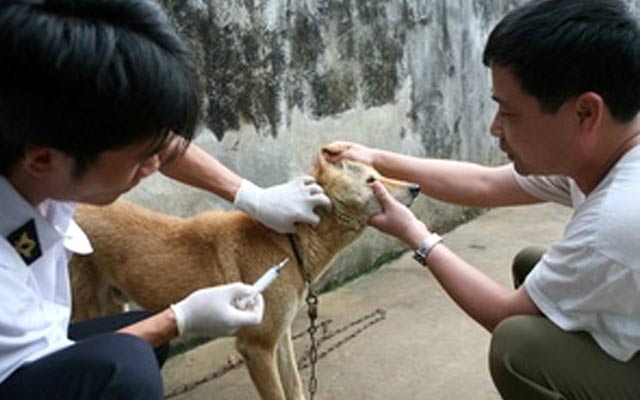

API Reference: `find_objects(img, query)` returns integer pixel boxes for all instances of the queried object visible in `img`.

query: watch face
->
[413,250,426,265]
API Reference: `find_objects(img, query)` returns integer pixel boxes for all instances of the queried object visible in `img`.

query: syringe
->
[235,258,289,310]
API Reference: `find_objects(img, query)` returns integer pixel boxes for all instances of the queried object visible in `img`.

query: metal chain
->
[163,308,386,399]
[304,285,319,400]
[164,359,244,399]
[296,308,386,370]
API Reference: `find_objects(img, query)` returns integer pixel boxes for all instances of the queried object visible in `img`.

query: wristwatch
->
[412,233,443,265]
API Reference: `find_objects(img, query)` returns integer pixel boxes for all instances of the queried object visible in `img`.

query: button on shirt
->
[0,177,92,383]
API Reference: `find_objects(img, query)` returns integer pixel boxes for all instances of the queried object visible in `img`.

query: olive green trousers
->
[489,247,640,400]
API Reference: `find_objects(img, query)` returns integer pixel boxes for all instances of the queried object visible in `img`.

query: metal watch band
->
[412,233,443,265]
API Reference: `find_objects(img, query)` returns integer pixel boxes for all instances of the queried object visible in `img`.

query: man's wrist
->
[405,222,431,250]
[117,308,181,347]
[233,179,261,216]
[169,304,185,336]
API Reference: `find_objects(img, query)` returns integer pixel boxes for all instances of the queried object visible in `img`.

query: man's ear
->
[21,146,60,178]
[574,92,604,132]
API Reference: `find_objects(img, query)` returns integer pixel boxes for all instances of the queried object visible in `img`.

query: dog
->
[70,148,420,400]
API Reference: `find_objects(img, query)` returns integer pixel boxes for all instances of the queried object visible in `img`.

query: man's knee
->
[69,311,170,367]
[489,316,564,400]
[90,334,163,399]
[512,246,546,288]
[0,333,164,400]
[490,316,529,377]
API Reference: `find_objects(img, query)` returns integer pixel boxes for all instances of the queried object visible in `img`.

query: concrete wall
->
[126,0,522,288]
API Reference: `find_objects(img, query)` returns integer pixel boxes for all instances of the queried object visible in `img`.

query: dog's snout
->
[409,184,420,197]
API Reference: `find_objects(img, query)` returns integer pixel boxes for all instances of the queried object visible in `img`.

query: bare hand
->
[368,181,430,249]
[322,141,377,165]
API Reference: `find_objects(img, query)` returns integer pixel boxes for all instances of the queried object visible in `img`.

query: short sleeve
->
[511,166,573,207]
[525,240,640,361]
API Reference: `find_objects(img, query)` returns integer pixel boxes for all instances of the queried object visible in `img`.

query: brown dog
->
[70,150,419,400]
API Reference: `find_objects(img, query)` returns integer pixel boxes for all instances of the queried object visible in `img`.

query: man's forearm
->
[422,243,540,332]
[372,151,538,208]
[160,141,242,202]
[117,308,179,348]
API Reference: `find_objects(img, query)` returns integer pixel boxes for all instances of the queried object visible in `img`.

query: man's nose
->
[490,112,504,138]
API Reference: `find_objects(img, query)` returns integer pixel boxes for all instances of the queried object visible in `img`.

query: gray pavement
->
[162,203,572,400]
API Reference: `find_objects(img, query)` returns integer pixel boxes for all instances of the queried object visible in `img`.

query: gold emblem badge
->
[13,231,37,260]
[7,219,42,265]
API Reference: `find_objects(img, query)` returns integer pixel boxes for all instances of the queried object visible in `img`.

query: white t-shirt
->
[0,177,92,383]
[515,145,640,361]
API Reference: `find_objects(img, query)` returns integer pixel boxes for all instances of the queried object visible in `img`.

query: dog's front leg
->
[277,328,306,400]
[236,337,287,400]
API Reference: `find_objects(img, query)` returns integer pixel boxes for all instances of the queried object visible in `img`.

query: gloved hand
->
[233,176,332,233]
[170,283,264,337]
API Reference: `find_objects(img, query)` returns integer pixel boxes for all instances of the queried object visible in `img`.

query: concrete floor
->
[162,203,572,399]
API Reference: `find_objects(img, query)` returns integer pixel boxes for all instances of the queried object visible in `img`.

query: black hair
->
[483,0,640,122]
[0,0,202,176]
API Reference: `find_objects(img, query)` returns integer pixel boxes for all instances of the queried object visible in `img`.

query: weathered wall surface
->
[126,0,522,288]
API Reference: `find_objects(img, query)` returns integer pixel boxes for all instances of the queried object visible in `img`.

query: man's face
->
[489,65,576,175]
[51,137,165,205]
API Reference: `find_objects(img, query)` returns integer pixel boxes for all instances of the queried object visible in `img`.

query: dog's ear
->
[320,146,345,168]
[313,148,342,182]
[316,148,336,168]
[320,145,342,164]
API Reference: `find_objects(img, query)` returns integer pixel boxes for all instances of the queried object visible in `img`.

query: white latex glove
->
[170,283,264,337]
[233,176,332,233]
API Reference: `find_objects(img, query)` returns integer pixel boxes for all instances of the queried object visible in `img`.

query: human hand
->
[368,181,430,250]
[233,176,331,233]
[322,141,377,165]
[170,283,264,337]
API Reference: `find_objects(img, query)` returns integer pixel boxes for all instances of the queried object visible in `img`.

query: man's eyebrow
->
[491,94,505,104]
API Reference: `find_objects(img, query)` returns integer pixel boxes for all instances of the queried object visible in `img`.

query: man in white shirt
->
[326,0,640,398]
[0,0,329,399]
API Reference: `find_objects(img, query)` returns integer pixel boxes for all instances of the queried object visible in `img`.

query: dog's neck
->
[292,207,366,283]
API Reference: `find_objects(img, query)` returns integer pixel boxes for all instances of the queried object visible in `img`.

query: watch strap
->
[412,233,443,265]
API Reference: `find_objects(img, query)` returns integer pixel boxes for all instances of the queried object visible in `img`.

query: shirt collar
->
[0,177,92,263]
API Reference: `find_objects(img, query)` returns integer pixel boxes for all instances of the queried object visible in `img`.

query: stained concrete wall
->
[125,0,523,288]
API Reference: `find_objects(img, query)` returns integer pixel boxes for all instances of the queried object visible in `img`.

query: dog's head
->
[312,147,420,229]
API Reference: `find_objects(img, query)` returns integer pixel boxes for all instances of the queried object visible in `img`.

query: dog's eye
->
[366,176,376,184]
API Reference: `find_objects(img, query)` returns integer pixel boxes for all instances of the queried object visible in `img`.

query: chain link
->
[296,308,386,370]
[305,286,319,399]
[164,359,243,399]
[163,308,386,399]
